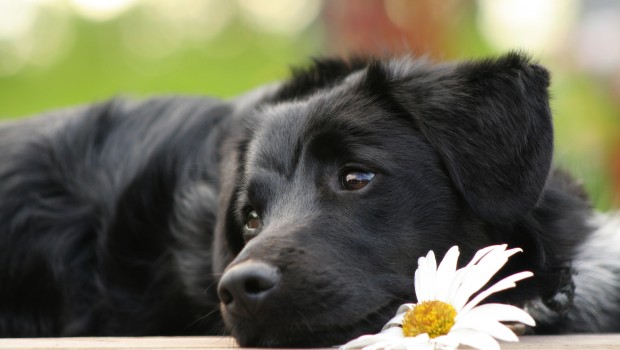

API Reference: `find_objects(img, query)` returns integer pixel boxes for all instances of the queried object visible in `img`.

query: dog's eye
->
[341,170,375,191]
[245,210,261,231]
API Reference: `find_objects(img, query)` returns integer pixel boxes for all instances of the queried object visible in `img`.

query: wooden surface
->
[0,334,619,350]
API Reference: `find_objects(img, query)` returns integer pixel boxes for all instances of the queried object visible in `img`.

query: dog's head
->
[213,53,553,347]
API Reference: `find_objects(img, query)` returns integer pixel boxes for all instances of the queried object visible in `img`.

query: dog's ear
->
[383,53,553,223]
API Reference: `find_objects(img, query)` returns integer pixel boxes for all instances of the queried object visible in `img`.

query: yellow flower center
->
[402,300,457,338]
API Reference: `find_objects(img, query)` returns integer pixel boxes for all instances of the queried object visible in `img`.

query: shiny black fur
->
[0,53,618,346]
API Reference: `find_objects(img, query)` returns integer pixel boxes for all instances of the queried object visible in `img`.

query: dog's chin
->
[232,326,361,348]
[230,319,381,348]
[225,303,399,348]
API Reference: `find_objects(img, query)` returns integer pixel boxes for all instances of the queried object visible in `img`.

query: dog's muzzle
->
[217,260,281,318]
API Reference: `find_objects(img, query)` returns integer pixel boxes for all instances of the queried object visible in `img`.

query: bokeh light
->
[477,0,578,54]
[238,0,322,36]
[70,0,138,21]
[0,0,618,209]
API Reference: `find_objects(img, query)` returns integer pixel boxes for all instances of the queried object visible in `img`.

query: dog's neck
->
[540,265,575,316]
[524,213,620,333]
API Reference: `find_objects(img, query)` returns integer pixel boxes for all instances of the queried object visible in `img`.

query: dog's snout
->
[218,260,280,315]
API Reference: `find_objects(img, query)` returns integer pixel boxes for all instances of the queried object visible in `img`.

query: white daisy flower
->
[340,245,536,350]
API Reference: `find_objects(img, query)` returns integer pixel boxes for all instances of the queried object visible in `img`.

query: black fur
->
[0,53,618,346]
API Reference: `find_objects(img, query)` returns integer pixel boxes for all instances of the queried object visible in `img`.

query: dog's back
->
[0,97,233,336]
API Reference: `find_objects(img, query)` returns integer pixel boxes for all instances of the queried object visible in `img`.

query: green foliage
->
[0,18,321,118]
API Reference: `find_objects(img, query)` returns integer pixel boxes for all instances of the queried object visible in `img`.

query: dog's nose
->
[218,260,280,315]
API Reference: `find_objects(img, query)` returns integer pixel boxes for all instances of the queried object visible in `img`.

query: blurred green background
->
[0,0,618,210]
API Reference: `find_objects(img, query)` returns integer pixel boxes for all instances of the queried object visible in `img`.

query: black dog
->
[1,53,619,347]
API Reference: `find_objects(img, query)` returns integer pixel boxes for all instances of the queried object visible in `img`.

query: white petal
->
[363,341,395,350]
[460,271,533,314]
[417,250,437,301]
[431,334,460,349]
[434,246,460,302]
[415,256,429,301]
[340,330,435,350]
[383,304,416,330]
[463,245,506,269]
[452,318,519,342]
[414,253,428,301]
[383,327,406,336]
[414,265,423,302]
[382,312,406,331]
[442,328,501,350]
[395,303,416,315]
[372,334,433,350]
[444,267,468,306]
[451,267,481,310]
[339,328,404,350]
[400,336,435,350]
[339,336,383,350]
[339,335,382,350]
[366,340,408,350]
[447,245,503,308]
[456,303,536,326]
[452,246,522,310]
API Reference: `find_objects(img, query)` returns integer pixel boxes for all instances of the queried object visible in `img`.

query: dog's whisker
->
[185,305,222,330]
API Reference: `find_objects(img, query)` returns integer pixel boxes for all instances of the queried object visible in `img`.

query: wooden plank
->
[505,334,620,350]
[0,335,619,350]
[0,336,236,349]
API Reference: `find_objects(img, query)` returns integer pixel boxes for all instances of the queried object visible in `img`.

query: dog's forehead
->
[244,102,308,175]
[245,87,386,174]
